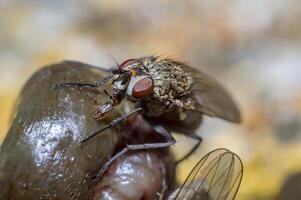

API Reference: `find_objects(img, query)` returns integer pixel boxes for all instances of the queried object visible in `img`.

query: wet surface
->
[93,151,174,200]
[0,61,121,199]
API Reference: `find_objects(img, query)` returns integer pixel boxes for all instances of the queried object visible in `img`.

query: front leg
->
[81,107,144,144]
[52,74,114,90]
[92,102,114,120]
[92,90,124,120]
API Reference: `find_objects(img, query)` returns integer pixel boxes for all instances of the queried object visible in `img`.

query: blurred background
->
[1,0,301,199]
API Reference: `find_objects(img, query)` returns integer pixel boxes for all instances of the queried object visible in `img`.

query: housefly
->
[55,56,241,178]
[167,148,243,200]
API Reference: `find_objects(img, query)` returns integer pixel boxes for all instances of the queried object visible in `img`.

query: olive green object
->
[0,61,121,199]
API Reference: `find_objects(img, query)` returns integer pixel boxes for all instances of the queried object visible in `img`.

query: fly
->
[167,148,243,200]
[54,56,241,179]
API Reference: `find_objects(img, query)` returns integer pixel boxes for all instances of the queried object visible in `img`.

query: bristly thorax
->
[140,56,193,102]
[138,56,193,117]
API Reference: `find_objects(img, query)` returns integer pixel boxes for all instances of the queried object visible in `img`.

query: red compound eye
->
[132,77,154,98]
[119,59,138,70]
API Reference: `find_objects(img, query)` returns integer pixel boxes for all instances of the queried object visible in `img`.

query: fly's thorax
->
[142,56,193,102]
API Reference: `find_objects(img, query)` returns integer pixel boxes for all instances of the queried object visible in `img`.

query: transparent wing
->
[178,61,241,123]
[175,148,243,200]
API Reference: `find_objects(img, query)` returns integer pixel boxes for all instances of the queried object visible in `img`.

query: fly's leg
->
[93,124,176,180]
[92,102,114,120]
[81,107,144,144]
[165,99,203,164]
[92,90,115,120]
[175,134,202,165]
[52,82,97,90]
[52,74,114,90]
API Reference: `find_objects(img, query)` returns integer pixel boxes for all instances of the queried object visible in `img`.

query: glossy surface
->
[93,151,174,200]
[0,61,121,199]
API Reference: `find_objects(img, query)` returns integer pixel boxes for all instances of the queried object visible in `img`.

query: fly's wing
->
[177,61,241,123]
[174,148,243,200]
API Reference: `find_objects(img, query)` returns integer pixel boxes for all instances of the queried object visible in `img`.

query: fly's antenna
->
[106,52,121,69]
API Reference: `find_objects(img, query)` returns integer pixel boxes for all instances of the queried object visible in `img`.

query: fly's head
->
[93,59,154,120]
[111,59,154,101]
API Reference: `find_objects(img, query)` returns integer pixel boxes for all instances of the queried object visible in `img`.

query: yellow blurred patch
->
[0,92,17,143]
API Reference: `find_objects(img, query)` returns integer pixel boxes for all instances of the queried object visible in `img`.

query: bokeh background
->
[1,0,301,199]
